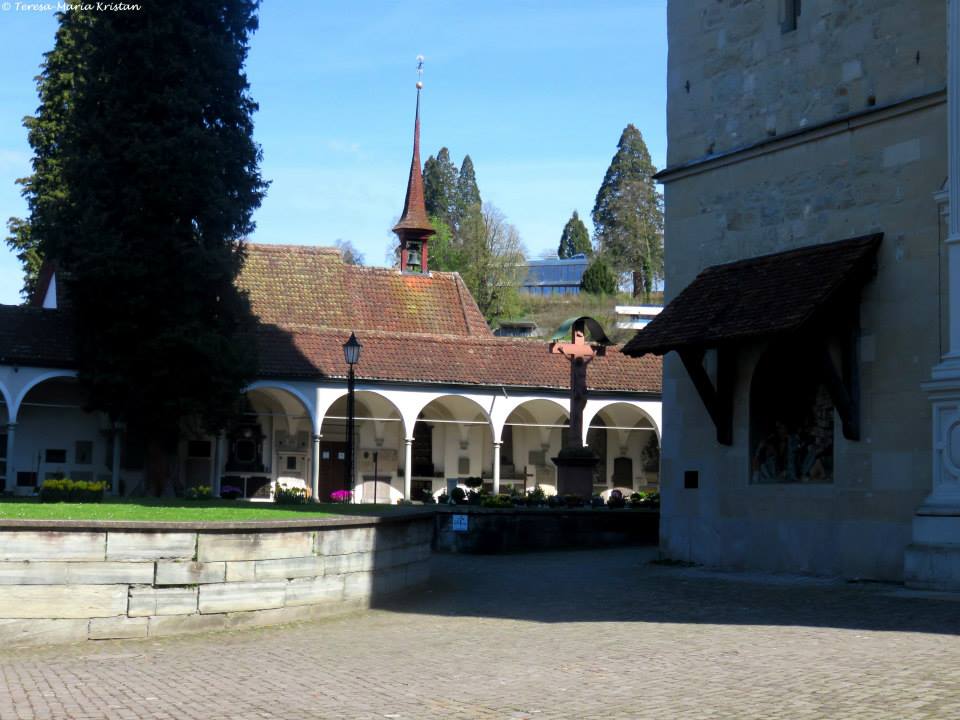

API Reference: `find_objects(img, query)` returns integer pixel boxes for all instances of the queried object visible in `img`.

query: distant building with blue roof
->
[520,254,591,296]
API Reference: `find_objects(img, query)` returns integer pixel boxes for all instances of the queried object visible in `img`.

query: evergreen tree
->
[580,257,617,295]
[15,3,267,493]
[557,210,592,259]
[455,154,481,227]
[5,9,96,299]
[422,147,458,229]
[591,124,663,300]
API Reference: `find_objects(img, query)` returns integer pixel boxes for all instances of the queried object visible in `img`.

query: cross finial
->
[416,54,424,89]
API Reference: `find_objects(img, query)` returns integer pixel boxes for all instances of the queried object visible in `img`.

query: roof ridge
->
[701,233,882,275]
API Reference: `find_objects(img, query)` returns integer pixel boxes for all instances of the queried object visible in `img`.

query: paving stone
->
[2,548,960,720]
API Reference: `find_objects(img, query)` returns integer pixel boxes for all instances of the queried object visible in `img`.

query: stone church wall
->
[658,0,947,579]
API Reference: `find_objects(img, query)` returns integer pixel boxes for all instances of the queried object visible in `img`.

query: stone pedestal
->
[908,0,960,591]
[553,452,599,499]
[908,367,960,590]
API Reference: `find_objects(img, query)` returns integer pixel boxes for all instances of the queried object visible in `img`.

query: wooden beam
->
[819,344,859,441]
[678,348,733,446]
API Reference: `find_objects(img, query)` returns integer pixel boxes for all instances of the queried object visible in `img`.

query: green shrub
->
[526,486,547,506]
[273,483,308,505]
[630,491,660,508]
[580,257,617,295]
[184,485,212,500]
[481,494,514,509]
[39,479,106,503]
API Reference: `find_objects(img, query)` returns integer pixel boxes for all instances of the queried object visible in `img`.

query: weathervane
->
[416,54,424,89]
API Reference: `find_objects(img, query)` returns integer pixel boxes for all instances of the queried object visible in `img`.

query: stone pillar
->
[311,434,321,502]
[4,423,15,493]
[492,441,501,495]
[111,424,122,496]
[907,0,960,589]
[403,438,413,500]
[213,431,226,498]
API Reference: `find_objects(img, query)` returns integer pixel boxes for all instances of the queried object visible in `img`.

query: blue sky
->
[0,0,667,304]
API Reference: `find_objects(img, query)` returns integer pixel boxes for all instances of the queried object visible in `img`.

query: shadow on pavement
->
[374,546,960,636]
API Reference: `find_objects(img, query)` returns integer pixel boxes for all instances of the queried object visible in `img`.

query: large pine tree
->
[422,147,458,230]
[591,124,663,300]
[558,210,592,258]
[455,154,481,227]
[12,3,267,493]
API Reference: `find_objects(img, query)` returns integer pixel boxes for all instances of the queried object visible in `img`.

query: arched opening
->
[11,376,112,495]
[0,383,10,489]
[588,402,660,497]
[219,386,314,499]
[414,395,494,500]
[750,343,834,484]
[503,399,569,496]
[319,391,404,503]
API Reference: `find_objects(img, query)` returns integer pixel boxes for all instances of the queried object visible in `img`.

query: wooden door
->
[319,442,347,502]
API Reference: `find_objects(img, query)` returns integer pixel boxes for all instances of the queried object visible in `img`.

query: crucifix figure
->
[550,316,610,448]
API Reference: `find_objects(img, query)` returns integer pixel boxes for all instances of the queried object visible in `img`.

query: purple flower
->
[330,490,353,503]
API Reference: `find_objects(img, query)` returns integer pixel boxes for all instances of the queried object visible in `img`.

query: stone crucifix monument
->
[550,316,612,498]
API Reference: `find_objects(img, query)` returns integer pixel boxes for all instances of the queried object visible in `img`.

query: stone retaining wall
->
[433,507,658,553]
[0,513,433,647]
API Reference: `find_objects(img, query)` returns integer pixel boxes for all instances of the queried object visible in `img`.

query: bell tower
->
[393,55,435,273]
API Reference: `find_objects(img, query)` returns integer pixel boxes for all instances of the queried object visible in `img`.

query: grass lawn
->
[0,498,408,522]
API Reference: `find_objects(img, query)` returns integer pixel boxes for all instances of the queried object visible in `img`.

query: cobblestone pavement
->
[2,547,960,719]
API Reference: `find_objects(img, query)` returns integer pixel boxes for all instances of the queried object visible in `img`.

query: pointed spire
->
[393,57,435,238]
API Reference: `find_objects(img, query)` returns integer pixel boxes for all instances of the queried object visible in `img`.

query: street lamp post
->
[342,333,362,502]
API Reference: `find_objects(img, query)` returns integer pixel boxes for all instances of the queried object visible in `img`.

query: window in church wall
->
[750,342,834,484]
[781,0,801,33]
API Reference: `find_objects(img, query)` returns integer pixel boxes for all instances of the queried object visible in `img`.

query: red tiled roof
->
[1,243,661,395]
[255,326,662,394]
[238,243,491,337]
[0,306,76,368]
[622,234,882,357]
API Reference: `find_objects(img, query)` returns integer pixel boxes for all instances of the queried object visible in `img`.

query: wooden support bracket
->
[678,346,734,446]
[818,330,861,441]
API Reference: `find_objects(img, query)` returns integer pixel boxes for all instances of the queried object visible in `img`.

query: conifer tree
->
[591,124,663,300]
[557,210,592,258]
[12,3,267,493]
[580,257,617,295]
[455,154,481,227]
[422,147,458,230]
